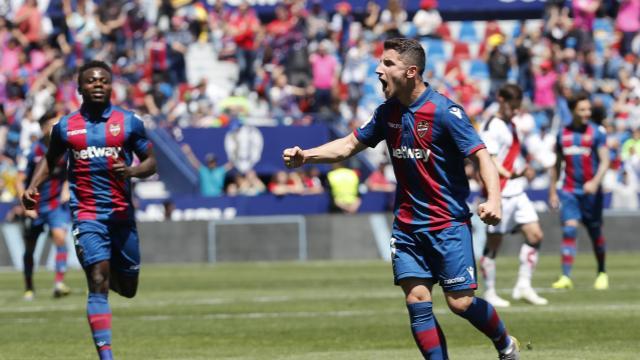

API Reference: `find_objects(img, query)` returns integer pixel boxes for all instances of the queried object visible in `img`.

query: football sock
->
[54,245,68,284]
[407,301,448,359]
[586,225,606,273]
[515,242,539,289]
[561,225,577,277]
[480,256,496,291]
[23,252,34,291]
[457,297,511,353]
[87,293,113,360]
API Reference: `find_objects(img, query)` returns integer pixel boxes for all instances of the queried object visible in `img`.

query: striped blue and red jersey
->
[354,85,486,231]
[556,121,607,194]
[22,141,67,213]
[49,104,152,221]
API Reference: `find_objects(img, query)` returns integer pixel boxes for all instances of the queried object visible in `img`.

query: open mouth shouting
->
[379,77,388,95]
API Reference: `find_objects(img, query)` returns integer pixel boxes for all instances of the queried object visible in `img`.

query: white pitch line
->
[2,302,640,325]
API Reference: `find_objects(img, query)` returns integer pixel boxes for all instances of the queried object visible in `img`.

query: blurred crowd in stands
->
[0,0,639,210]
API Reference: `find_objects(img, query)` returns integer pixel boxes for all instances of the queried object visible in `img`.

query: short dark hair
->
[568,90,590,112]
[497,83,523,102]
[77,60,112,86]
[38,109,58,126]
[383,38,426,75]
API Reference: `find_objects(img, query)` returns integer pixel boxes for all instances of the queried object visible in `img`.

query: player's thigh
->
[46,207,70,246]
[514,194,543,243]
[109,222,141,276]
[73,221,110,268]
[579,192,604,227]
[391,228,434,286]
[24,219,45,248]
[559,190,582,223]
[435,224,478,293]
[487,195,518,235]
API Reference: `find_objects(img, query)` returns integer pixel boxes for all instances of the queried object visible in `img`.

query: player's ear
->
[406,65,417,79]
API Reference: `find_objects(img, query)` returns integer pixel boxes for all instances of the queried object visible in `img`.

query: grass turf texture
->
[0,253,638,359]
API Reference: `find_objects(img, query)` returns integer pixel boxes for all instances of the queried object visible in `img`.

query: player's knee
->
[446,296,473,314]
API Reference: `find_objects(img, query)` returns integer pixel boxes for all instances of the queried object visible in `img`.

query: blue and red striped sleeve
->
[354,105,385,148]
[129,114,152,158]
[443,104,485,157]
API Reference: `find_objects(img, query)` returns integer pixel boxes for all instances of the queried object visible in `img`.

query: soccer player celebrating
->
[283,38,520,360]
[17,111,72,300]
[22,60,157,360]
[549,91,609,290]
[479,84,548,307]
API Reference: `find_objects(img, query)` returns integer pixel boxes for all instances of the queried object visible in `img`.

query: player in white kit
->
[479,84,548,307]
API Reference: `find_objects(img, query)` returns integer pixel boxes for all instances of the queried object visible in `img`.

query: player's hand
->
[282,146,305,168]
[21,187,40,211]
[112,161,133,180]
[583,180,598,194]
[548,191,560,211]
[24,209,38,219]
[477,200,501,226]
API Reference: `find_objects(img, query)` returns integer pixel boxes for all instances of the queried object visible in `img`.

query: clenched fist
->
[477,200,501,226]
[282,146,305,169]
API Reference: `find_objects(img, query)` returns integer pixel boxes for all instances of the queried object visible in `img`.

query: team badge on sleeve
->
[417,121,429,138]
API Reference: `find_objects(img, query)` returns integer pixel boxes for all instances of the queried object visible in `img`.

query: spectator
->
[610,165,639,210]
[413,0,442,39]
[227,1,260,90]
[182,144,233,197]
[366,162,395,192]
[309,39,339,114]
[327,163,361,214]
[533,59,558,127]
[268,170,304,195]
[240,169,267,196]
[616,0,640,56]
[486,34,511,102]
[377,0,408,39]
[300,167,324,194]
[621,127,640,161]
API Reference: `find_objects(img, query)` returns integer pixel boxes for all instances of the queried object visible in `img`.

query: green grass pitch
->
[0,253,639,359]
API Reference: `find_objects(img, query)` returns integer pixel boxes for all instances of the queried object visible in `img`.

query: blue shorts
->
[72,220,140,275]
[32,204,70,230]
[559,190,603,227]
[391,223,478,292]
[26,205,70,240]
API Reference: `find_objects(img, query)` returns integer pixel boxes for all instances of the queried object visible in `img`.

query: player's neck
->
[83,102,110,119]
[398,81,427,107]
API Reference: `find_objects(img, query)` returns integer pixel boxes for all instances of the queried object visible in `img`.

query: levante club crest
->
[417,121,429,138]
[109,123,121,136]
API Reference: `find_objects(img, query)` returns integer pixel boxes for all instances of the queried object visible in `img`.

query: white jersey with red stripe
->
[480,116,527,197]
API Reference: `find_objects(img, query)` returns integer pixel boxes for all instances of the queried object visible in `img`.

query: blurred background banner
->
[217,0,546,19]
[180,124,331,175]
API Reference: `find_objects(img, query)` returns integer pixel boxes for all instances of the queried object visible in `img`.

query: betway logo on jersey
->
[72,146,122,160]
[392,146,431,162]
[564,145,591,156]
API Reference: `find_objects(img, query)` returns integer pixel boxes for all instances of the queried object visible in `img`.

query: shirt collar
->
[407,83,433,113]
[80,103,113,120]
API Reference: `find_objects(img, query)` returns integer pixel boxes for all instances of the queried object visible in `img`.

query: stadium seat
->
[498,20,519,40]
[469,59,490,79]
[425,39,447,61]
[436,22,452,41]
[452,41,471,60]
[458,21,479,43]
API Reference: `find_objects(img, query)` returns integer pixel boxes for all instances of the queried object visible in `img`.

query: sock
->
[87,293,113,360]
[480,256,496,292]
[407,302,448,359]
[23,251,34,291]
[586,225,606,273]
[561,226,577,277]
[457,297,511,353]
[54,245,68,284]
[515,243,539,289]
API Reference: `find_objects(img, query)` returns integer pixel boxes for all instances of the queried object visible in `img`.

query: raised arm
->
[282,133,368,168]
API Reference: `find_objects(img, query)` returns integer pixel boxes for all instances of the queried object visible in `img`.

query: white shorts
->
[487,192,539,234]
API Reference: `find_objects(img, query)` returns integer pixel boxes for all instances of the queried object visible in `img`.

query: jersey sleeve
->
[444,104,485,157]
[130,115,153,157]
[48,122,68,161]
[353,105,385,148]
[595,125,607,149]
